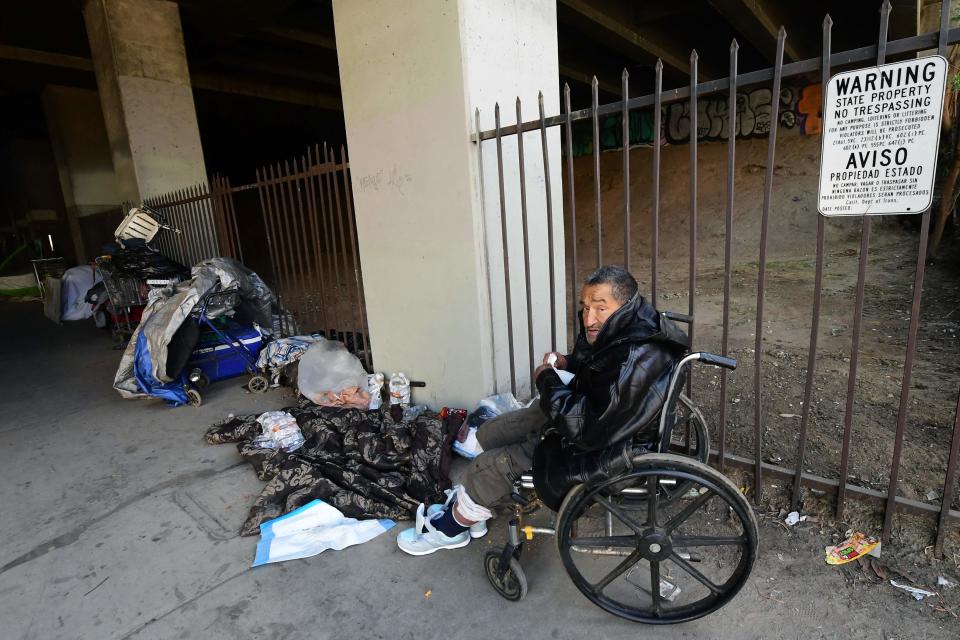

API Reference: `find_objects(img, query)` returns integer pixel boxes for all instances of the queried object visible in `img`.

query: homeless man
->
[397,265,688,555]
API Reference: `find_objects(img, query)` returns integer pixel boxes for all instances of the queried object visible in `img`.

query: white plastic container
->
[388,372,411,407]
[367,373,385,410]
[114,207,161,243]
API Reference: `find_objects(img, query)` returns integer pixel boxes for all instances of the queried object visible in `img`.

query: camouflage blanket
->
[206,401,454,536]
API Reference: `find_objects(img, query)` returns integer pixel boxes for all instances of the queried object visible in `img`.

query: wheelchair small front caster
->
[484,550,528,601]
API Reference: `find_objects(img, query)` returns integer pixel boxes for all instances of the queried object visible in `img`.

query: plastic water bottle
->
[368,373,385,410]
[389,372,411,407]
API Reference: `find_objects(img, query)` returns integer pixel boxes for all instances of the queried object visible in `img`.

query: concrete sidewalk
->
[0,301,952,640]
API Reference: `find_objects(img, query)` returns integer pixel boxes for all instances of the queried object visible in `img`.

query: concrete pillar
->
[43,86,121,263]
[82,0,206,202]
[333,0,565,407]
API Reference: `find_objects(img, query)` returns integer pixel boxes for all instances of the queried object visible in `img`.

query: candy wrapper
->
[825,532,880,565]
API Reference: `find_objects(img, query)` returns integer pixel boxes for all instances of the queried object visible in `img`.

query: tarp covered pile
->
[113,257,275,405]
[206,401,455,535]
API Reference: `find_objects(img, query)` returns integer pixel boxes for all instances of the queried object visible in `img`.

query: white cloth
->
[252,499,395,566]
[60,265,101,321]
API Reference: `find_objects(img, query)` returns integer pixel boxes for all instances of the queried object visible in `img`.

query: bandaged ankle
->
[454,484,493,522]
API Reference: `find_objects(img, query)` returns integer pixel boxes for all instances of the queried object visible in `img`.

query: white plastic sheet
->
[60,265,101,321]
[252,499,395,567]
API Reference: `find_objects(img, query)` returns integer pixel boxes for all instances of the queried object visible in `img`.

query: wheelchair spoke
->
[669,551,722,595]
[663,488,714,533]
[672,535,747,547]
[569,535,638,549]
[591,548,643,594]
[647,474,658,527]
[592,494,645,535]
[650,560,662,617]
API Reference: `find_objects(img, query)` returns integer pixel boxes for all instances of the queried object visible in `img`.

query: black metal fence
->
[476,1,960,553]
[142,145,371,369]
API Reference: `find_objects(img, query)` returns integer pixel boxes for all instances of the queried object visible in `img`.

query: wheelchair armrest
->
[697,352,737,370]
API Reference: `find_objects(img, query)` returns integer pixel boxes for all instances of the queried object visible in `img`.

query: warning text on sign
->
[817,56,946,217]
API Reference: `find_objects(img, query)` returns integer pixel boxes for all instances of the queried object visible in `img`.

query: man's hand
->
[533,363,553,382]
[542,352,567,369]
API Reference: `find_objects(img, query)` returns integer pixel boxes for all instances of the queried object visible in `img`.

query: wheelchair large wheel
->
[556,453,758,624]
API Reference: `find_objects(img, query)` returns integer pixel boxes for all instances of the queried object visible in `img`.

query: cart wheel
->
[186,388,203,407]
[248,375,269,394]
[484,550,528,601]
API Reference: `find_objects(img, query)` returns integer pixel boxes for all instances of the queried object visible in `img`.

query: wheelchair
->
[483,331,759,625]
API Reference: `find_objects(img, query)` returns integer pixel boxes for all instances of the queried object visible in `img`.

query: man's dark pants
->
[461,405,545,510]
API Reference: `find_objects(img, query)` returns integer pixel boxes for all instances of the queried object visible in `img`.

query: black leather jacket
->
[535,293,688,452]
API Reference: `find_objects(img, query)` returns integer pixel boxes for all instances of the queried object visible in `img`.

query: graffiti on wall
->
[572,83,823,156]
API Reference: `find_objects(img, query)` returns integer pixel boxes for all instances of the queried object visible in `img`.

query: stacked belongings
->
[113,257,276,406]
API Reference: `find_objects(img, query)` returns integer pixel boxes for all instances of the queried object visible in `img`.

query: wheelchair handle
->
[697,352,737,370]
[657,352,738,439]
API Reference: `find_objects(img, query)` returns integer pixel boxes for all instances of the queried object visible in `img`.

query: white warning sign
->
[818,56,947,217]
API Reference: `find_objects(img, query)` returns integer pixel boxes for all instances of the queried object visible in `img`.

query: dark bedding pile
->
[206,401,454,535]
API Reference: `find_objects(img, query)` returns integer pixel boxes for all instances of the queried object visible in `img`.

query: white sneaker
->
[426,502,488,539]
[397,504,471,556]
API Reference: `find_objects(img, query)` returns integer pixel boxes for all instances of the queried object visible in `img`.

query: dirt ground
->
[567,130,960,588]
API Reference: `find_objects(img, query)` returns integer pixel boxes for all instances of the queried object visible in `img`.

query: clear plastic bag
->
[297,340,369,401]
[453,393,524,459]
[255,410,304,451]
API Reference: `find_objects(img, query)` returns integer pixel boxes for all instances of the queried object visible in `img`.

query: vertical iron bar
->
[214,177,233,258]
[197,184,218,260]
[793,15,832,510]
[256,166,281,294]
[317,144,341,338]
[592,76,602,267]
[226,178,244,262]
[882,0,949,545]
[340,146,372,370]
[517,97,536,394]
[718,39,739,473]
[329,146,357,354]
[283,159,308,324]
[320,145,345,342]
[478,108,498,391]
[223,177,243,262]
[935,388,960,557]
[303,146,330,335]
[291,156,315,327]
[269,164,293,302]
[837,1,889,519]
[210,177,229,257]
[539,93,558,352]
[652,60,662,308]
[622,69,630,272]
[183,187,197,263]
[883,208,932,540]
[752,28,786,503]
[275,162,299,320]
[688,50,699,404]
[199,183,219,260]
[495,104,518,396]
[564,84,579,337]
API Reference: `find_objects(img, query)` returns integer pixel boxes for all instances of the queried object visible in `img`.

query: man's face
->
[580,283,623,344]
